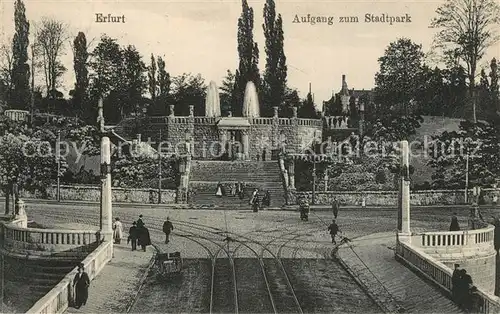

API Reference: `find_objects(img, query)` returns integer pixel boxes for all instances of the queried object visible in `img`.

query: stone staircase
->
[4,259,80,310]
[189,161,286,208]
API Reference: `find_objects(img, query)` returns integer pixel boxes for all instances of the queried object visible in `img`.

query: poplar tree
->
[72,32,89,118]
[234,0,260,116]
[263,0,287,117]
[11,0,30,109]
[148,54,157,101]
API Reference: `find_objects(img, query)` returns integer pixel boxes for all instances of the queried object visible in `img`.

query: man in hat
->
[127,221,138,251]
[163,217,174,244]
[327,219,339,244]
[137,214,145,228]
[451,264,461,301]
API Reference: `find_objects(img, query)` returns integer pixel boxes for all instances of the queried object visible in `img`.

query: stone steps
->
[190,160,286,207]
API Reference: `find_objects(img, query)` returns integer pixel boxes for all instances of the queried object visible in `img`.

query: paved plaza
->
[3,200,494,313]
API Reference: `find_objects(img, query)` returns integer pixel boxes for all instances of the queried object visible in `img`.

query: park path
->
[65,243,153,314]
[337,232,464,314]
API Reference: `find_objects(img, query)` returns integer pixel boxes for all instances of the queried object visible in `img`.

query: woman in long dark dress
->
[73,263,90,308]
[138,224,152,251]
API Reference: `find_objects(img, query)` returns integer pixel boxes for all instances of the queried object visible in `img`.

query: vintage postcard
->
[0,0,499,313]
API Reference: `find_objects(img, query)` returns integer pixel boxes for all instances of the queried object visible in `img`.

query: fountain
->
[205,81,221,117]
[242,81,260,118]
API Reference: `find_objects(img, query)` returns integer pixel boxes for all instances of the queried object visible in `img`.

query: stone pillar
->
[101,136,113,241]
[14,199,27,228]
[292,107,298,118]
[399,140,411,234]
[169,105,175,117]
[288,160,295,189]
[189,104,194,117]
[273,106,279,118]
[242,129,250,160]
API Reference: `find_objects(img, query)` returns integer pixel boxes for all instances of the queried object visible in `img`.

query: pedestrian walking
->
[73,263,90,309]
[328,219,339,244]
[451,264,461,301]
[163,217,174,244]
[215,183,223,198]
[332,198,339,219]
[137,214,145,228]
[138,224,152,252]
[493,217,500,255]
[127,221,138,251]
[449,213,460,231]
[249,188,258,205]
[112,218,123,244]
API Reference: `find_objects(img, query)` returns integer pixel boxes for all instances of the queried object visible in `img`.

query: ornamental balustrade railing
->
[395,238,500,313]
[406,225,494,252]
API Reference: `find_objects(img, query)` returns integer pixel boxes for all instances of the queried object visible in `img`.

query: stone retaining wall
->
[2,185,177,204]
[296,188,500,206]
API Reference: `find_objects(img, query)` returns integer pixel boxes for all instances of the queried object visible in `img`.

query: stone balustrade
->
[27,240,113,314]
[149,115,326,127]
[324,116,352,129]
[2,222,100,258]
[194,117,217,124]
[4,109,29,122]
[410,225,494,250]
[396,239,500,313]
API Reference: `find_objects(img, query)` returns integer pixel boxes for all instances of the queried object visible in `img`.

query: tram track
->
[174,219,305,314]
[26,208,367,314]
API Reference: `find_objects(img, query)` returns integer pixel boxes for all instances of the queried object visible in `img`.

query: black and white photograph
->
[0,0,500,313]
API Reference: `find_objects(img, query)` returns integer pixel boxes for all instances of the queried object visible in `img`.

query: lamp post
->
[465,149,469,204]
[158,129,162,204]
[312,155,317,205]
[56,130,61,202]
[30,44,36,127]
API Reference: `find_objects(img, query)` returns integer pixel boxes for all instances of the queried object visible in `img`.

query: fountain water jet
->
[242,81,260,117]
[205,81,221,117]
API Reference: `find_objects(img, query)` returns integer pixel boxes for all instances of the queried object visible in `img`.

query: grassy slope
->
[408,115,463,186]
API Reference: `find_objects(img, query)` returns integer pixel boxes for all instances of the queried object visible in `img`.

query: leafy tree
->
[112,154,176,189]
[11,0,31,110]
[428,120,500,188]
[262,0,287,117]
[281,87,301,117]
[0,43,13,104]
[171,73,207,116]
[0,131,68,213]
[35,18,68,96]
[365,114,423,143]
[431,0,500,123]
[71,32,89,120]
[297,91,319,118]
[234,0,260,116]
[374,38,425,115]
[89,36,147,123]
[89,35,122,120]
[490,58,499,114]
[66,124,100,156]
[120,45,147,117]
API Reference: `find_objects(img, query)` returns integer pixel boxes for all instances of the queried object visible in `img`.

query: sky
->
[1,0,499,110]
